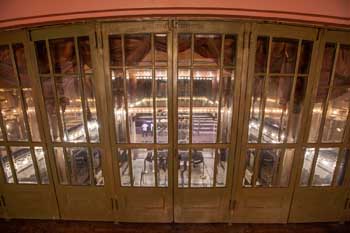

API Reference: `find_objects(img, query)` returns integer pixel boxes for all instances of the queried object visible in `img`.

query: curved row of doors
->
[0,20,350,223]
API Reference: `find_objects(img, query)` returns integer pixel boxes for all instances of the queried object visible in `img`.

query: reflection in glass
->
[262,76,292,143]
[78,36,92,73]
[0,45,15,80]
[216,148,228,187]
[0,146,14,183]
[54,147,68,184]
[11,146,37,184]
[279,149,294,187]
[131,148,155,187]
[321,87,350,142]
[298,41,313,74]
[83,75,99,142]
[256,149,281,187]
[23,88,41,141]
[118,149,130,187]
[224,35,236,66]
[312,148,339,186]
[56,76,86,142]
[287,77,307,142]
[66,147,90,185]
[177,69,190,143]
[243,149,256,187]
[300,148,315,186]
[127,69,153,143]
[178,149,189,187]
[157,149,168,187]
[178,34,191,66]
[0,89,28,141]
[125,34,151,66]
[49,38,77,74]
[190,148,214,187]
[92,148,104,186]
[155,34,168,66]
[255,37,269,73]
[219,69,234,143]
[156,69,168,143]
[34,147,49,184]
[194,34,221,65]
[109,35,122,67]
[192,69,219,143]
[248,76,264,142]
[111,70,127,143]
[34,41,50,74]
[270,38,298,74]
[40,76,60,141]
[336,149,349,186]
[12,43,31,87]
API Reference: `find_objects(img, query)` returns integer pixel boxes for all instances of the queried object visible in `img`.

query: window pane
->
[23,88,41,142]
[312,148,339,186]
[192,69,219,143]
[216,148,228,187]
[66,147,91,185]
[111,70,127,143]
[131,148,155,187]
[219,69,234,143]
[156,69,168,143]
[0,146,14,183]
[190,148,214,187]
[127,69,153,143]
[194,34,221,66]
[256,149,281,187]
[321,87,350,142]
[41,76,60,141]
[248,76,264,142]
[0,45,15,82]
[262,76,293,143]
[56,76,86,142]
[336,149,349,186]
[11,146,37,184]
[34,41,50,74]
[109,35,122,67]
[12,43,31,87]
[178,34,191,66]
[278,149,294,187]
[155,34,168,66]
[177,69,190,144]
[178,149,189,187]
[298,41,313,74]
[157,149,168,187]
[83,75,99,142]
[224,35,237,66]
[125,34,151,66]
[0,89,28,141]
[118,149,130,187]
[300,148,315,186]
[270,38,298,74]
[92,148,104,186]
[243,149,256,187]
[77,36,92,73]
[287,77,307,142]
[54,147,68,184]
[34,147,49,184]
[49,38,77,74]
[255,37,269,73]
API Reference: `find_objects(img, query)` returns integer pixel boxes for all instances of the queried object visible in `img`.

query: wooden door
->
[173,20,244,222]
[0,30,59,219]
[29,24,114,221]
[231,23,319,223]
[102,21,173,222]
[289,30,350,223]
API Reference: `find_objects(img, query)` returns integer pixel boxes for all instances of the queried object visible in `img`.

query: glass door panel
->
[289,31,350,223]
[103,21,173,222]
[233,24,318,223]
[0,31,59,219]
[30,24,112,221]
[174,21,242,222]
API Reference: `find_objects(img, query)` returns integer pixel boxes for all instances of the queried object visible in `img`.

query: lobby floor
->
[0,220,349,233]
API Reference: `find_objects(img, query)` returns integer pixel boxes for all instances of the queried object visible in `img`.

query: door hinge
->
[229,200,236,210]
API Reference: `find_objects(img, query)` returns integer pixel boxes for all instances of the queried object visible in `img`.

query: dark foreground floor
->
[0,220,349,233]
